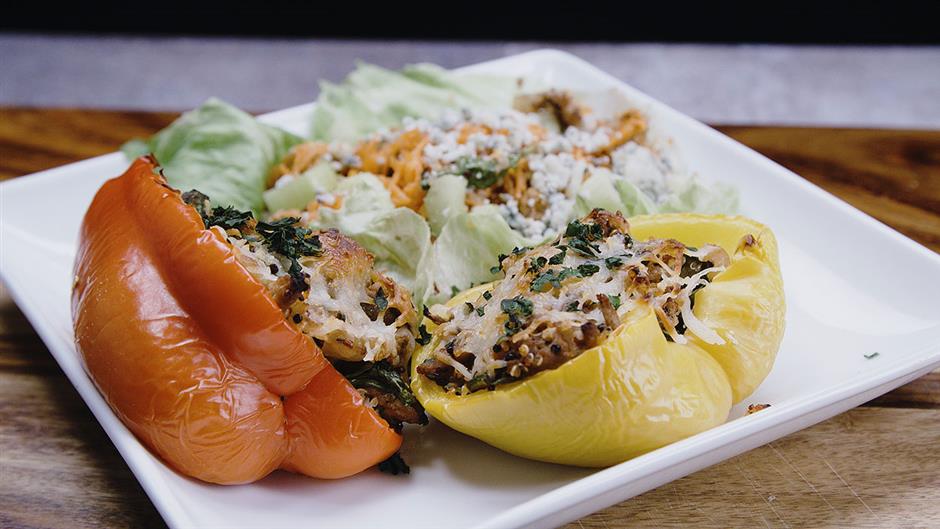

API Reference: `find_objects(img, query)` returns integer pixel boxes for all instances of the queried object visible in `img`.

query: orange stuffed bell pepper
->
[72,157,426,484]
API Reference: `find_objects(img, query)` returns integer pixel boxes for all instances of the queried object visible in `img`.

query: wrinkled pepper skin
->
[411,214,785,467]
[72,157,401,484]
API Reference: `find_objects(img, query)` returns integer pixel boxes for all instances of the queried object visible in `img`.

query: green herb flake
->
[576,263,600,277]
[500,295,533,336]
[548,247,567,265]
[416,324,432,346]
[527,255,548,274]
[567,237,600,257]
[455,156,501,189]
[287,259,308,292]
[482,290,493,301]
[564,219,604,241]
[605,256,623,269]
[500,296,534,318]
[256,217,322,259]
[530,267,581,292]
[607,294,622,309]
[203,205,254,231]
[374,288,388,311]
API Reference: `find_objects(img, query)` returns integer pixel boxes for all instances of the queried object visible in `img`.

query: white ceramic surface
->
[2,50,939,529]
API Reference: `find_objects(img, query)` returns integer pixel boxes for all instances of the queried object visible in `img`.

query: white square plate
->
[2,50,940,529]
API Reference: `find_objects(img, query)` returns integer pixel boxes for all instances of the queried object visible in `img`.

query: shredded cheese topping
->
[418,211,729,392]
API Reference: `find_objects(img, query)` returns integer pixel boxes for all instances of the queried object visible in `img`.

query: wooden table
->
[1,109,938,529]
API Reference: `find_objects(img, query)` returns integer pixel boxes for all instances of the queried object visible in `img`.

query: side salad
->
[123,62,738,308]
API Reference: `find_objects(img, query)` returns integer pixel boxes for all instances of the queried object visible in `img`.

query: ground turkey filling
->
[182,190,427,430]
[417,209,732,394]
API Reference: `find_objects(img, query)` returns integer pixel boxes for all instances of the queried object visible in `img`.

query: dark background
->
[3,1,937,44]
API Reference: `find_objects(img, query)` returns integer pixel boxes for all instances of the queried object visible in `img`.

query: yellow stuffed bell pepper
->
[410,211,785,467]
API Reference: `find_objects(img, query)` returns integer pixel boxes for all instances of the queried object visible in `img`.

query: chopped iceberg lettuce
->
[574,169,658,218]
[310,63,517,143]
[423,174,469,236]
[659,177,740,214]
[121,98,301,214]
[262,162,339,212]
[430,206,545,303]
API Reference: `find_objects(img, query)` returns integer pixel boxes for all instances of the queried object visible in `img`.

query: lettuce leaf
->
[430,206,545,303]
[575,168,658,218]
[311,63,517,143]
[659,177,739,214]
[121,98,301,214]
[423,174,468,236]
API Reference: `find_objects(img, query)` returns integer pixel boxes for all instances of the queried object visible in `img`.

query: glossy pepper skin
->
[72,157,401,484]
[410,214,785,467]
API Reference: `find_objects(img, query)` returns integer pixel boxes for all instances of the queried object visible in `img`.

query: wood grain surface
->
[0,108,938,529]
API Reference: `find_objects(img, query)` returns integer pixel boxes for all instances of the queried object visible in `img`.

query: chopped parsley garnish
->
[565,300,581,312]
[576,263,600,277]
[464,302,475,314]
[490,252,514,275]
[527,256,548,274]
[455,156,501,189]
[604,256,623,269]
[565,219,604,241]
[454,155,520,190]
[512,246,531,255]
[500,296,533,336]
[482,290,493,300]
[416,324,432,346]
[567,237,600,257]
[450,285,460,297]
[530,267,581,292]
[549,247,567,265]
[475,306,485,316]
[501,296,533,318]
[374,288,388,311]
[564,219,604,256]
[256,217,322,259]
[252,217,322,292]
[202,205,254,231]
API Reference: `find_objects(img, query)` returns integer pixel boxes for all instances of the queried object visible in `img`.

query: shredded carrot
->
[354,129,430,210]
[268,142,329,187]
[457,124,490,144]
[595,110,646,155]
